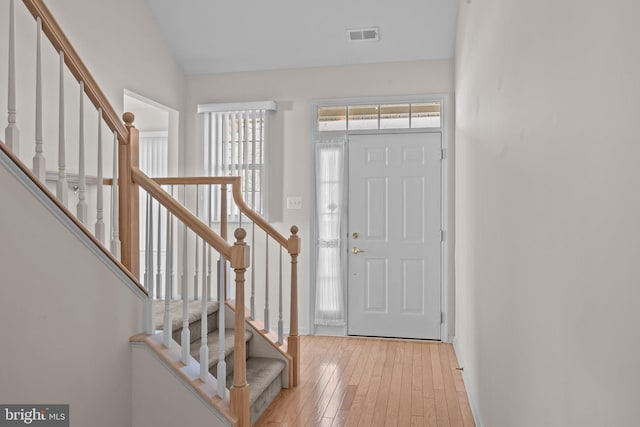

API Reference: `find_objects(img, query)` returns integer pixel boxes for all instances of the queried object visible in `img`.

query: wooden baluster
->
[56,52,68,206]
[163,202,174,348]
[201,231,206,303]
[156,199,162,298]
[264,232,270,332]
[230,228,250,427]
[220,184,227,300]
[32,17,45,179]
[199,242,209,382]
[200,184,209,381]
[217,253,226,397]
[143,193,155,335]
[95,109,105,243]
[278,245,283,344]
[287,226,301,386]
[120,112,140,278]
[181,187,190,364]
[207,184,213,301]
[220,184,227,240]
[250,222,255,320]
[77,82,87,224]
[110,131,120,257]
[5,0,19,153]
[193,185,200,300]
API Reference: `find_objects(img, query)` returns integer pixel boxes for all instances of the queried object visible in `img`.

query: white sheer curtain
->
[314,139,346,326]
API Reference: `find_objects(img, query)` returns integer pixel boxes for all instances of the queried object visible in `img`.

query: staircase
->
[0,1,301,426]
[154,301,287,424]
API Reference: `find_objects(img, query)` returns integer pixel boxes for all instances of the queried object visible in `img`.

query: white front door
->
[347,132,442,339]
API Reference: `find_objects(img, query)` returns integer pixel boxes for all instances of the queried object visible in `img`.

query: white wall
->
[131,346,229,427]
[0,162,143,427]
[0,0,185,175]
[185,59,455,337]
[455,1,640,426]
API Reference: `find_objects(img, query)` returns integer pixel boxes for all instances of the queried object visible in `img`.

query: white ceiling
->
[144,0,459,75]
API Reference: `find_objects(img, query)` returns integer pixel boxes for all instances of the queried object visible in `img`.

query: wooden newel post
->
[119,112,140,278]
[230,228,251,427]
[287,225,301,387]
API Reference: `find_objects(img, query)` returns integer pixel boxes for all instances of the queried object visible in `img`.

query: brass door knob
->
[351,247,365,254]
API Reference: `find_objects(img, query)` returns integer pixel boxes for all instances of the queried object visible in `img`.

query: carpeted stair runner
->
[154,300,285,424]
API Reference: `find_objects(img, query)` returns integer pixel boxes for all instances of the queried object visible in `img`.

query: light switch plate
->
[286,196,302,210]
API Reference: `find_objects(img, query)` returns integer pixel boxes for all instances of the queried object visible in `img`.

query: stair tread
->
[190,329,253,369]
[227,357,286,406]
[154,300,219,331]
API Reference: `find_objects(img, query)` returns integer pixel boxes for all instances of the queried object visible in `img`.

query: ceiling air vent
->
[347,27,380,42]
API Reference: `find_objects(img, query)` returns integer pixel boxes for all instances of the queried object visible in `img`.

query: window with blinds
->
[199,101,277,221]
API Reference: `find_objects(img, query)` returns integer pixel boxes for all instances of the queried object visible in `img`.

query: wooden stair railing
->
[142,175,302,386]
[130,161,252,426]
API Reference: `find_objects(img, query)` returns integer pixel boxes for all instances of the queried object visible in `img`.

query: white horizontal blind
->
[204,109,269,221]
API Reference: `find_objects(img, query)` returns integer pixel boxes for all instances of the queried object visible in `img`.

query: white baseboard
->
[452,337,484,427]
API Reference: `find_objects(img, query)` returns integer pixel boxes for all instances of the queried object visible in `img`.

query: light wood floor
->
[255,335,475,427]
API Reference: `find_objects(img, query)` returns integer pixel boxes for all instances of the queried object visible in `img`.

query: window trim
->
[314,95,443,134]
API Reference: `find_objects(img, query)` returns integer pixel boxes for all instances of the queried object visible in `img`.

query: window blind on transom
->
[199,101,276,222]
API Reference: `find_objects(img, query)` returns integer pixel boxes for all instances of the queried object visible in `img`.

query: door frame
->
[309,94,451,342]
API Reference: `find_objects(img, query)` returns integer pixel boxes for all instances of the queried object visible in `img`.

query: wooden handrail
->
[131,168,232,259]
[0,140,147,296]
[142,176,293,250]
[21,0,128,145]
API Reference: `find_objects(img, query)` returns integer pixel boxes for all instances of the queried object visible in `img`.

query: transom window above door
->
[316,101,441,132]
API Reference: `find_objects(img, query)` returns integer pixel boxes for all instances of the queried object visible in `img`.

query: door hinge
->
[441,312,444,324]
[441,229,446,242]
[441,148,447,160]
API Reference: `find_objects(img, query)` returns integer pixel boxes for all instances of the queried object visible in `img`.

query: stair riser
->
[250,374,282,424]
[208,342,250,378]
[173,312,218,344]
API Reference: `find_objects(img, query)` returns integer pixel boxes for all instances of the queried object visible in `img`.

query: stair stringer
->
[223,302,293,389]
[130,333,236,427]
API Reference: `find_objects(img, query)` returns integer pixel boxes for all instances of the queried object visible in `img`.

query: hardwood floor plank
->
[383,341,404,425]
[295,337,350,426]
[322,340,359,420]
[440,345,464,427]
[255,338,476,427]
[372,341,396,425]
[398,342,414,426]
[356,340,388,426]
[319,417,335,427]
[431,343,444,390]
[424,397,438,427]
[345,339,378,426]
[332,409,350,427]
[458,390,475,427]
[286,337,343,425]
[446,344,466,393]
[434,388,451,427]
[340,384,357,411]
[422,341,435,400]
